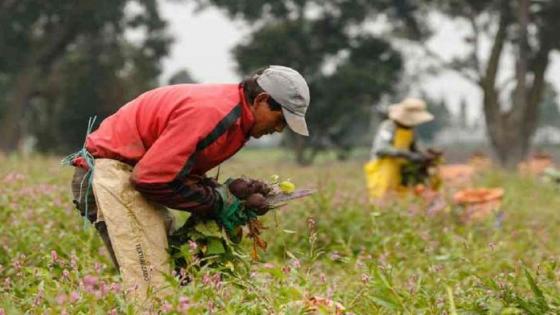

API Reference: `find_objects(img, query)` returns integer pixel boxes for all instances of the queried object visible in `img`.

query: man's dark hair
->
[240,67,282,111]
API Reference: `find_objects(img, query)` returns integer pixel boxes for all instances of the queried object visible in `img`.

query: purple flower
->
[51,250,59,264]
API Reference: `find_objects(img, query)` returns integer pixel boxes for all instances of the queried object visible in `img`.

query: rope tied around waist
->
[61,116,97,229]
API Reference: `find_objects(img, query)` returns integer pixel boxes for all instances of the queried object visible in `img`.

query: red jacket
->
[77,83,255,214]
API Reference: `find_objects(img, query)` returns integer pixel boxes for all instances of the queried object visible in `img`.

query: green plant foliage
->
[1,151,560,313]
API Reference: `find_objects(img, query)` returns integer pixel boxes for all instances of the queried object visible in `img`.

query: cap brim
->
[282,108,309,136]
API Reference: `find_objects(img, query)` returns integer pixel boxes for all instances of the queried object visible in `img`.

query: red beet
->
[228,178,251,199]
[247,180,272,196]
[245,193,269,215]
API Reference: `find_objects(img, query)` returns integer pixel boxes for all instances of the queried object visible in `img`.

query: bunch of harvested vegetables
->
[168,176,314,275]
[401,148,444,190]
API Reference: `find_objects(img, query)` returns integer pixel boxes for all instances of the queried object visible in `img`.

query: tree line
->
[1,0,559,167]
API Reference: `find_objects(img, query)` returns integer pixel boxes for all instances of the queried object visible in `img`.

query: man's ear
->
[253,92,269,107]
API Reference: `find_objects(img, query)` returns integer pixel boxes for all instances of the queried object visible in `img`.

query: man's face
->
[249,93,287,138]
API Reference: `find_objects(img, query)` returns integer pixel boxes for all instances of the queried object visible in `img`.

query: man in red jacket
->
[69,65,310,304]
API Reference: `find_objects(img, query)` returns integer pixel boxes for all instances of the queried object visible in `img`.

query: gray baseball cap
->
[256,65,310,136]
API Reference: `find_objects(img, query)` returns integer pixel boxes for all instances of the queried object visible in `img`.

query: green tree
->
[195,0,420,164]
[420,0,560,167]
[0,0,170,152]
[168,69,197,85]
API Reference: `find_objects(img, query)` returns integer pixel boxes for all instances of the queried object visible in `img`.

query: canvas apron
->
[85,159,174,304]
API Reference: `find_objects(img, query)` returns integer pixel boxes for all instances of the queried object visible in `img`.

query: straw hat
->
[388,98,434,127]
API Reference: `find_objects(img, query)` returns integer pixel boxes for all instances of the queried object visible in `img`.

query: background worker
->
[67,65,310,305]
[364,98,433,199]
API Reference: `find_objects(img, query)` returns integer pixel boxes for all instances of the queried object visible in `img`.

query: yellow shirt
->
[364,121,414,199]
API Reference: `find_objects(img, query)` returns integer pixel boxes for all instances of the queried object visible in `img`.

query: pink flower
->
[55,293,67,305]
[361,273,370,284]
[0,308,5,315]
[94,262,102,274]
[100,282,110,296]
[178,296,190,312]
[94,290,103,299]
[62,269,70,280]
[11,259,22,272]
[108,308,118,315]
[202,273,212,286]
[161,302,173,312]
[211,273,222,289]
[290,259,301,269]
[70,255,78,270]
[306,217,316,230]
[82,275,98,288]
[110,283,121,293]
[51,250,59,264]
[188,240,198,252]
[3,172,25,183]
[262,262,275,269]
[33,288,44,306]
[330,252,342,261]
[69,291,80,302]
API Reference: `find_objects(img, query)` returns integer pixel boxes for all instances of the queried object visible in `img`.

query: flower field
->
[1,150,559,314]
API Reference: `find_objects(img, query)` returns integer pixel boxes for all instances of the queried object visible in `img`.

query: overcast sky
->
[159,1,560,122]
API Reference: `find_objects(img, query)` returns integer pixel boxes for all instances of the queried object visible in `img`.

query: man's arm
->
[371,120,423,161]
[130,104,241,214]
